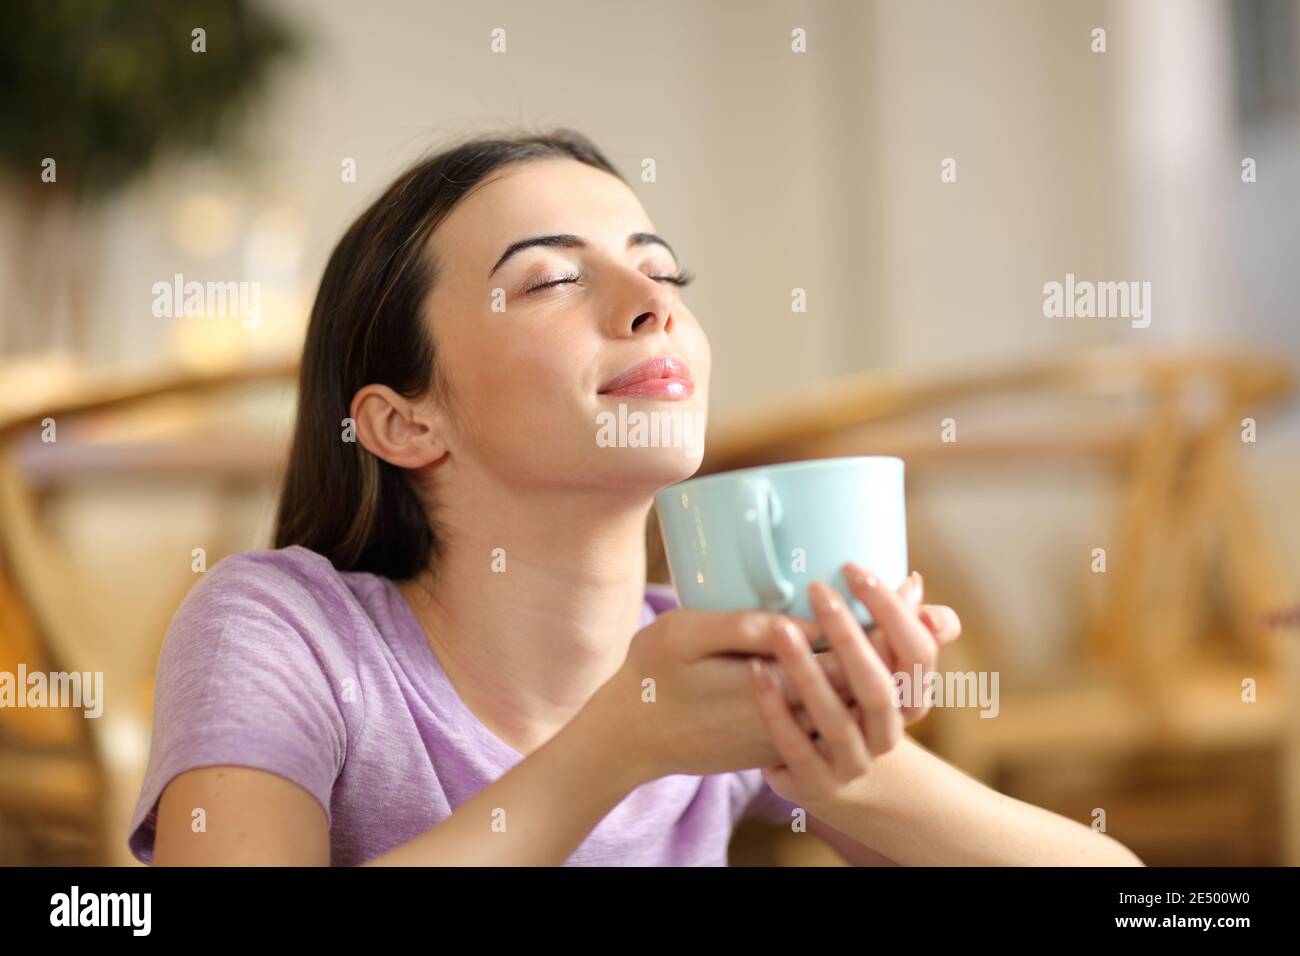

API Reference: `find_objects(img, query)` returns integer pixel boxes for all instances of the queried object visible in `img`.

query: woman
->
[128,128,1143,866]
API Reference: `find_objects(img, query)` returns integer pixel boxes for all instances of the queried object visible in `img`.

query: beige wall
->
[14,0,1299,664]
[66,0,1145,396]
[17,1,1295,399]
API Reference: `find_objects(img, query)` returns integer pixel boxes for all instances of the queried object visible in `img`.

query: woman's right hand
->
[591,608,855,783]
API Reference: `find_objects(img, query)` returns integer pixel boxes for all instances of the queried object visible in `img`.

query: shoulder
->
[189,544,350,608]
[148,544,362,774]
[131,546,359,863]
[159,545,370,685]
[173,545,364,639]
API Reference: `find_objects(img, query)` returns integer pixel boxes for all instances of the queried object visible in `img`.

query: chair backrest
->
[0,356,299,789]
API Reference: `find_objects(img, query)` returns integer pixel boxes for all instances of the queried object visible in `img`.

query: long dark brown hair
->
[274,128,624,579]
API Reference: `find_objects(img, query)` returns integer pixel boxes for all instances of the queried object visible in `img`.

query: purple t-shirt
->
[128,545,799,865]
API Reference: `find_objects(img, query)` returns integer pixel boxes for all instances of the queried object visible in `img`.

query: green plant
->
[0,0,300,202]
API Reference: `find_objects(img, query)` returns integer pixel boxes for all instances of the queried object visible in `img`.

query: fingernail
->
[770,616,790,642]
[780,618,808,650]
[770,616,795,649]
[812,583,842,614]
[907,572,923,608]
[774,616,806,655]
[844,564,877,589]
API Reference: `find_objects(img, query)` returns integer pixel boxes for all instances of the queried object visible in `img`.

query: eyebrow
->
[487,231,678,277]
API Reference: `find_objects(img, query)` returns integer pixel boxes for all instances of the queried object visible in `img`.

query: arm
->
[752,571,1143,867]
[150,602,839,866]
[803,734,1144,866]
[807,813,901,866]
[153,695,643,866]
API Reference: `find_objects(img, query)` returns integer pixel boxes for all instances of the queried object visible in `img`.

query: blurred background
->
[0,0,1297,866]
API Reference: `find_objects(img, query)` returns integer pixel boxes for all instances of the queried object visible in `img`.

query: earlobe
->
[350,384,447,469]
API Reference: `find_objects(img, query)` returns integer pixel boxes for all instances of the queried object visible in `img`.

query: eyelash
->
[524,268,695,294]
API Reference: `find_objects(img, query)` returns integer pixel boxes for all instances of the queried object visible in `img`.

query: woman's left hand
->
[749,566,962,804]
[846,566,962,725]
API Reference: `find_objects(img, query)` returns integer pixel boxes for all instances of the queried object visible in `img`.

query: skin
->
[152,158,1144,866]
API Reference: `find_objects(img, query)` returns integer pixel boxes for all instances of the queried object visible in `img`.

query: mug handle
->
[736,477,795,611]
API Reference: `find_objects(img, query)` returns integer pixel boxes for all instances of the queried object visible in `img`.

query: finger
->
[750,658,837,791]
[769,656,855,707]
[865,624,890,666]
[865,573,920,672]
[907,573,963,646]
[765,700,820,737]
[843,565,938,724]
[835,705,866,753]
[900,571,924,629]
[901,571,923,611]
[919,604,962,645]
[794,706,817,736]
[675,610,819,661]
[785,616,822,643]
[773,617,872,780]
[813,652,863,704]
[809,582,902,758]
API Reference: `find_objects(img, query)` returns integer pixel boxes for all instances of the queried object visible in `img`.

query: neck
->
[396,473,654,757]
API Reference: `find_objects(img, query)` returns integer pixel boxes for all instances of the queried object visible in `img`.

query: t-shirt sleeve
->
[127,550,352,864]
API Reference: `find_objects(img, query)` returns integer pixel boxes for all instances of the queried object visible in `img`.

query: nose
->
[616,273,675,338]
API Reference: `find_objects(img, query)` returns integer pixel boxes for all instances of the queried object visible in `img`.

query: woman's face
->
[422,157,711,495]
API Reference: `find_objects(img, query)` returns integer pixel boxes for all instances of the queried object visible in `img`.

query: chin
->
[645,443,707,484]
[582,392,707,489]
[593,398,706,458]
[587,442,707,495]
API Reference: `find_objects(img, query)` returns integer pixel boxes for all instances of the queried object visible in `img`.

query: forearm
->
[366,696,645,865]
[806,735,1145,866]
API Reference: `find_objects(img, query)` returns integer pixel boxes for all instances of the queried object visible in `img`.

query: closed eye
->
[652,268,694,287]
[524,268,695,295]
[525,272,583,294]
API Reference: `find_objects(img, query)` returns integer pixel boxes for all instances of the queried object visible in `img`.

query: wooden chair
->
[0,355,297,864]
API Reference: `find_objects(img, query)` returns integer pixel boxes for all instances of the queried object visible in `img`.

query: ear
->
[350,384,447,469]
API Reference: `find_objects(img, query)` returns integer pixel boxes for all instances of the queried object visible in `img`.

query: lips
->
[598,355,694,399]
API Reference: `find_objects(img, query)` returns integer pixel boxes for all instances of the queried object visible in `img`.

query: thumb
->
[680,610,820,659]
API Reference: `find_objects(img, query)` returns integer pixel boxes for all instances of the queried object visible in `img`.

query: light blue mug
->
[653,456,908,628]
